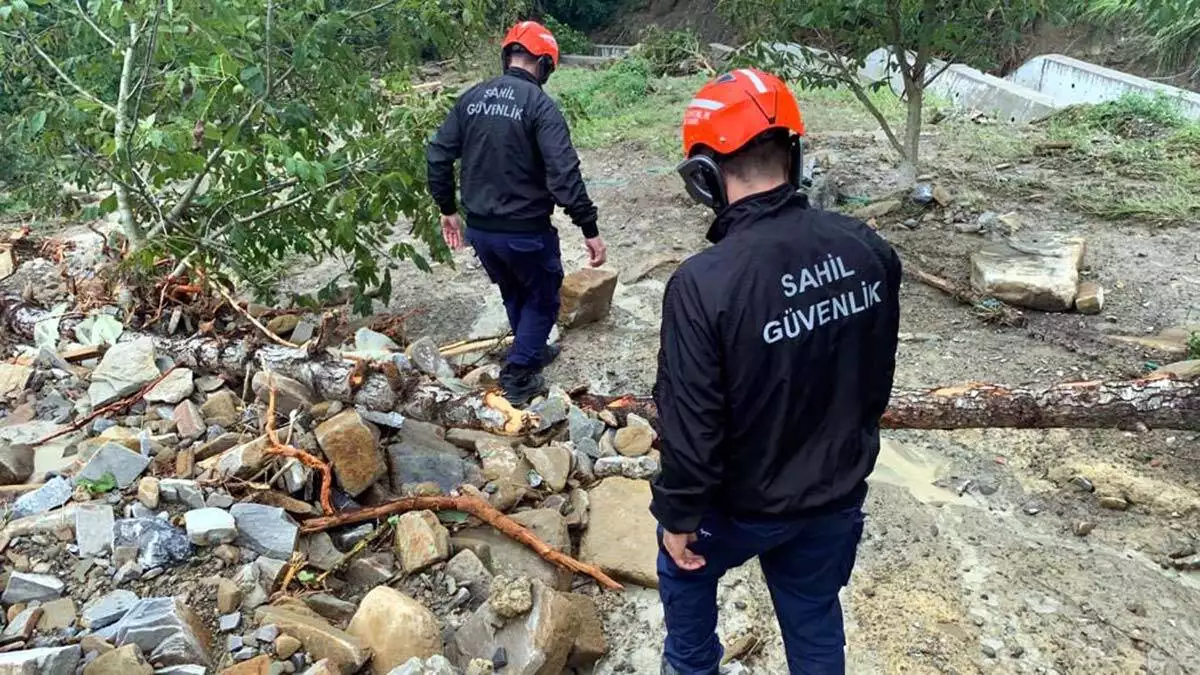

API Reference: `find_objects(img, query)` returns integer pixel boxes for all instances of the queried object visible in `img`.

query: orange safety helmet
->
[502,21,560,84]
[677,69,806,210]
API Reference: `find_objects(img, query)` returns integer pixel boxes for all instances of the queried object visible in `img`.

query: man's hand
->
[585,236,607,268]
[441,214,465,251]
[662,530,706,571]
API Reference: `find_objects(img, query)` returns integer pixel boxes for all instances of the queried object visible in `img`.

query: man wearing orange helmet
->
[427,21,607,405]
[652,69,901,674]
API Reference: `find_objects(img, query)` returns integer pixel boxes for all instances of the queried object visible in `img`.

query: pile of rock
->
[0,310,666,673]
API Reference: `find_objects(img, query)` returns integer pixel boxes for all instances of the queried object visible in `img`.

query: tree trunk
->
[113,23,144,246]
[899,85,923,186]
[7,300,1199,432]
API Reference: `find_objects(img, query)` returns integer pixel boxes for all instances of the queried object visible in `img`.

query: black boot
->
[499,364,546,407]
[499,343,561,368]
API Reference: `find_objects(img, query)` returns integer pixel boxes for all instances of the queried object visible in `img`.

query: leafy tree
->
[533,0,623,32]
[0,0,521,312]
[720,0,1064,182]
[1080,0,1200,83]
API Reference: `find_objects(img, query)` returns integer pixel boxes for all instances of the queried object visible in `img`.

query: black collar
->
[706,184,808,244]
[504,67,541,87]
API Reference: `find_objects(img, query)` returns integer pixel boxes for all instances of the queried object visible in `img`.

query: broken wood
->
[575,375,1200,431]
[299,494,625,591]
[896,252,1026,327]
[59,344,104,362]
[439,335,513,358]
[0,483,45,496]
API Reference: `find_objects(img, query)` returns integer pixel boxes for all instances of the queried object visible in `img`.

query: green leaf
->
[437,510,469,525]
[98,193,118,214]
[76,472,117,495]
[296,570,316,583]
[29,110,46,135]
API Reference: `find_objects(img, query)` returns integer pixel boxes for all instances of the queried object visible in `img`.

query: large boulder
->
[107,597,212,667]
[392,510,451,574]
[315,410,385,497]
[578,477,659,588]
[254,606,369,673]
[969,233,1086,312]
[458,509,572,591]
[0,442,34,485]
[346,587,441,675]
[230,504,299,560]
[0,646,81,675]
[87,338,159,406]
[558,269,618,328]
[452,580,579,675]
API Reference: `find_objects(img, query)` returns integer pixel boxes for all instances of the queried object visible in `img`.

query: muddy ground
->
[289,114,1200,673]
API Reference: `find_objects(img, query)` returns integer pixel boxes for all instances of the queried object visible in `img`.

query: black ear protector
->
[677,132,806,212]
[502,46,555,85]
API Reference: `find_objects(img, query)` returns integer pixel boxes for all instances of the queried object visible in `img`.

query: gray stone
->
[329,523,374,551]
[358,408,407,429]
[529,390,569,431]
[0,442,34,485]
[300,533,345,571]
[567,407,604,445]
[233,564,270,612]
[452,581,578,675]
[159,479,206,510]
[278,458,311,494]
[594,455,659,480]
[461,509,572,591]
[218,612,242,632]
[173,401,205,440]
[389,452,465,494]
[12,475,73,518]
[87,338,159,407]
[0,646,81,675]
[303,594,360,625]
[144,368,195,405]
[108,597,211,667]
[231,504,299,559]
[76,503,116,557]
[113,517,193,568]
[206,491,235,509]
[407,337,455,379]
[232,646,258,661]
[154,668,208,675]
[2,571,65,604]
[2,606,41,642]
[969,233,1086,312]
[446,550,493,604]
[522,444,572,493]
[345,553,396,588]
[185,508,238,545]
[252,372,315,416]
[80,590,139,629]
[255,624,280,643]
[76,443,151,489]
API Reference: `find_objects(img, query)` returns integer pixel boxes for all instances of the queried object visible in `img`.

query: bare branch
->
[74,0,117,48]
[344,0,400,23]
[112,22,144,244]
[819,52,907,161]
[924,60,952,88]
[17,30,116,114]
[236,188,324,225]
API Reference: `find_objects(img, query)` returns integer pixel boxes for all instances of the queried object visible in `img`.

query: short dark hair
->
[717,130,791,183]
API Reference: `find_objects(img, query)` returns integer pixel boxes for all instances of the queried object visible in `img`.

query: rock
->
[565,489,590,530]
[593,455,659,480]
[1155,360,1200,381]
[579,478,659,588]
[254,606,368,674]
[0,442,34,485]
[299,533,345,572]
[453,580,579,675]
[112,517,193,568]
[174,401,205,440]
[136,477,160,509]
[1069,475,1095,492]
[144,369,195,405]
[11,476,73,518]
[465,659,495,675]
[76,443,150,489]
[2,571,65,604]
[850,199,901,221]
[108,596,211,667]
[528,389,570,431]
[314,410,385,497]
[932,184,953,206]
[207,491,235,509]
[200,390,241,423]
[231,504,299,560]
[1073,520,1096,536]
[462,365,501,389]
[358,409,407,429]
[217,578,243,614]
[80,635,114,655]
[32,596,74,632]
[299,660,340,675]
[81,590,139,630]
[1098,494,1129,511]
[613,426,653,457]
[969,233,1086,312]
[393,511,451,574]
[0,646,81,674]
[83,643,153,675]
[2,606,42,642]
[1074,281,1104,315]
[389,453,465,495]
[213,434,276,480]
[218,612,241,632]
[275,634,302,659]
[407,337,455,379]
[522,444,571,493]
[185,508,239,545]
[0,362,30,400]
[567,408,604,444]
[461,509,571,591]
[88,339,159,407]
[346,587,440,675]
[478,440,531,511]
[221,654,271,674]
[303,594,360,625]
[444,429,514,452]
[267,314,301,337]
[564,594,606,668]
[76,503,116,557]
[345,553,396,588]
[175,448,196,478]
[252,372,315,416]
[445,550,493,605]
[558,269,618,328]
[489,576,533,619]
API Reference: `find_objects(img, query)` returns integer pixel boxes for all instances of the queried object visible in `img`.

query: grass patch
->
[549,59,707,158]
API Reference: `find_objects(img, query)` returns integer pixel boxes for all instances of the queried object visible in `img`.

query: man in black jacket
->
[653,69,901,675]
[426,21,607,405]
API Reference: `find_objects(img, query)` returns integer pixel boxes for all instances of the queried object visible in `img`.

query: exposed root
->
[262,385,335,515]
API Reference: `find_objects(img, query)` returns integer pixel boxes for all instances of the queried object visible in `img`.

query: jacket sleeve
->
[650,272,724,533]
[533,97,599,238]
[426,101,463,216]
[869,242,902,421]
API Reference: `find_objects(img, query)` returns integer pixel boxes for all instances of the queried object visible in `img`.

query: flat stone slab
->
[76,442,151,489]
[970,233,1086,312]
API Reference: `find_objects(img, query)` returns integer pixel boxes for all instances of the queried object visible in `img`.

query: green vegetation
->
[1189,331,1200,360]
[535,0,624,31]
[1077,0,1200,83]
[76,472,118,496]
[542,14,592,55]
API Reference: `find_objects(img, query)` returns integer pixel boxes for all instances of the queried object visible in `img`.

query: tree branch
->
[74,0,117,48]
[112,22,144,244]
[344,0,400,23]
[821,52,907,160]
[16,29,116,115]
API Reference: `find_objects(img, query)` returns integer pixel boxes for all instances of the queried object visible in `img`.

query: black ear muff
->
[677,155,728,211]
[537,55,555,84]
[788,135,805,190]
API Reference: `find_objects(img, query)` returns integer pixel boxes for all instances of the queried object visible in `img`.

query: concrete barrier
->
[1010,54,1200,119]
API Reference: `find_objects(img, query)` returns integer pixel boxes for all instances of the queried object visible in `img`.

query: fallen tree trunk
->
[575,376,1200,431]
[8,299,1200,431]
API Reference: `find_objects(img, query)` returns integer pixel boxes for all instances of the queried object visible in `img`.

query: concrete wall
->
[1011,54,1200,120]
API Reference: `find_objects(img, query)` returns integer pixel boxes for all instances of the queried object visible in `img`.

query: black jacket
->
[650,185,901,533]
[426,68,599,238]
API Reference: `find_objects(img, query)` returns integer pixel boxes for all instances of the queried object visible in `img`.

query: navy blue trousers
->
[657,501,865,675]
[466,227,563,369]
